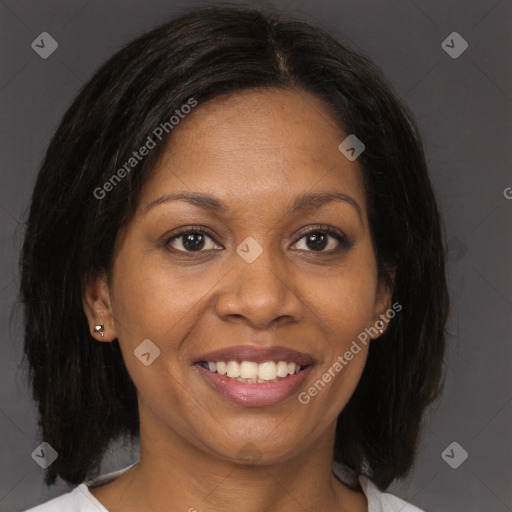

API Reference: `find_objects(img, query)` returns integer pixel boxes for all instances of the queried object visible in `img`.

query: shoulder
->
[359,475,426,512]
[332,462,426,512]
[23,484,107,512]
[22,464,136,512]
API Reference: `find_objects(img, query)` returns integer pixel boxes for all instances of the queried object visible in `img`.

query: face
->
[84,88,391,465]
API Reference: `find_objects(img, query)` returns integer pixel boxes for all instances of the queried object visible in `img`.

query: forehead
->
[140,88,366,217]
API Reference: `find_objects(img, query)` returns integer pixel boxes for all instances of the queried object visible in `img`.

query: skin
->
[83,88,392,512]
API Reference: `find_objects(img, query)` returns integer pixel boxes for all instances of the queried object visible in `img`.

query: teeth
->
[226,361,240,378]
[240,361,258,379]
[258,361,276,380]
[276,361,289,378]
[202,360,304,382]
[216,361,227,375]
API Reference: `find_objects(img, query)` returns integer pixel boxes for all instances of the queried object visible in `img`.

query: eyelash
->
[165,224,351,254]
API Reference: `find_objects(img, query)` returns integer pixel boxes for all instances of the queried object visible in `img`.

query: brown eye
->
[293,226,350,253]
[166,227,220,253]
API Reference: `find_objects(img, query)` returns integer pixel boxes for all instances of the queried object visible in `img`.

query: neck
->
[90,414,367,512]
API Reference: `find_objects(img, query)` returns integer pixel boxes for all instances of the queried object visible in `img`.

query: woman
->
[20,5,449,511]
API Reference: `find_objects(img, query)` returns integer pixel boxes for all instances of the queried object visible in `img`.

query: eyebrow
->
[144,190,363,222]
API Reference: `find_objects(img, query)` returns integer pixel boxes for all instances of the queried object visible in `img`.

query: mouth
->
[192,345,315,407]
[195,360,311,383]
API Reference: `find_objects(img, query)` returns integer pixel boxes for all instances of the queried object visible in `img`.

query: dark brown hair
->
[20,4,449,489]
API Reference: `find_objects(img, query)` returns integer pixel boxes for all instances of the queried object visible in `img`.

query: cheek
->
[107,256,194,415]
[108,251,225,397]
[109,251,209,340]
[308,252,378,339]
[297,247,376,415]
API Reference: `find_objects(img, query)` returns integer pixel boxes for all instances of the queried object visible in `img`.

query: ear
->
[372,267,396,337]
[82,270,117,342]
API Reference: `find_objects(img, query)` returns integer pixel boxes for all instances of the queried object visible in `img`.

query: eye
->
[292,225,349,253]
[165,225,350,254]
[166,226,221,253]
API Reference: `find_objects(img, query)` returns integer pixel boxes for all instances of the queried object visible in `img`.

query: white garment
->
[24,461,425,512]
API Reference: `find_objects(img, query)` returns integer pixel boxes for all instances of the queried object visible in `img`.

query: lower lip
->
[195,364,313,407]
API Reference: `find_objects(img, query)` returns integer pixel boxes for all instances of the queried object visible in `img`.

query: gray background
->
[1,0,511,511]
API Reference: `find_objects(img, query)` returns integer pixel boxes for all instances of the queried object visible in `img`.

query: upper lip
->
[193,345,315,366]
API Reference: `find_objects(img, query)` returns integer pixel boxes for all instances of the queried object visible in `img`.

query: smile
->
[197,360,304,383]
[192,344,315,406]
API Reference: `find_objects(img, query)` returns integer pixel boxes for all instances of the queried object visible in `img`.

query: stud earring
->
[93,325,104,339]
[376,320,385,335]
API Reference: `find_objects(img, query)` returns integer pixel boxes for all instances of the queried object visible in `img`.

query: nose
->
[215,243,305,330]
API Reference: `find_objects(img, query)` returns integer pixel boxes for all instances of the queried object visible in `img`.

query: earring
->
[93,324,104,339]
[376,320,385,335]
